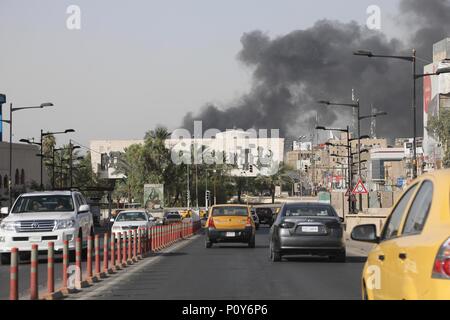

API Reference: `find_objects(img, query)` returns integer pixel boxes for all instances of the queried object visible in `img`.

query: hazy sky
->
[0,0,401,148]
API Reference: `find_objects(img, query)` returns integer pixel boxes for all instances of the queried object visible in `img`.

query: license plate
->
[301,226,319,233]
[225,232,236,237]
[29,236,41,242]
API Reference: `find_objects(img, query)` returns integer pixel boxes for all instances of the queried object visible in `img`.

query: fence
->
[7,220,202,300]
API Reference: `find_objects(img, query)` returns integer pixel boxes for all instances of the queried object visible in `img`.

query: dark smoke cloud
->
[182,0,450,140]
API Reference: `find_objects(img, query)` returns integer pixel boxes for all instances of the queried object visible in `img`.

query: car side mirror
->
[78,204,90,213]
[351,224,379,243]
[1,207,9,215]
[338,217,344,223]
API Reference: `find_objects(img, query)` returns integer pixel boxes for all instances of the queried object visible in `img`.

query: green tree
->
[427,109,450,168]
[255,164,289,204]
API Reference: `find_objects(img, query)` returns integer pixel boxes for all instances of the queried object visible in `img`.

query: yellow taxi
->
[179,208,192,219]
[205,204,256,248]
[351,170,450,300]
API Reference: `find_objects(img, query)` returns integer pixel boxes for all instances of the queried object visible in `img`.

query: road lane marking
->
[73,235,200,300]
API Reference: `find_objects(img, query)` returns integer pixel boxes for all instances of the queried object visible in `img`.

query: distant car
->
[111,210,155,236]
[269,203,345,262]
[250,208,260,230]
[352,170,450,300]
[164,211,182,224]
[255,207,274,226]
[179,209,192,219]
[205,205,255,248]
[0,191,94,264]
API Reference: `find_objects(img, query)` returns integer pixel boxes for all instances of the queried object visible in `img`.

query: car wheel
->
[248,235,255,248]
[0,253,11,265]
[205,240,213,248]
[269,245,281,262]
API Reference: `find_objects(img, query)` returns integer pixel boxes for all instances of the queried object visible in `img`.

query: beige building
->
[0,142,43,206]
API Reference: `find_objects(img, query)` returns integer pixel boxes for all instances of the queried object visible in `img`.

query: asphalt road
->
[72,226,366,300]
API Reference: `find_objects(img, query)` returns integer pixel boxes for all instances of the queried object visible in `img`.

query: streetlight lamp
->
[22,128,74,190]
[3,102,53,207]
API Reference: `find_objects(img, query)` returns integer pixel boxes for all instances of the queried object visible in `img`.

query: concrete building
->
[91,130,285,179]
[423,38,450,170]
[0,142,42,206]
[367,147,406,191]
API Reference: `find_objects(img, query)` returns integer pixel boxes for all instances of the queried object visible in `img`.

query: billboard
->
[144,184,164,210]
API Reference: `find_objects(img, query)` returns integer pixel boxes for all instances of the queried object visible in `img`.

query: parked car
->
[351,170,450,300]
[164,211,182,224]
[250,208,260,230]
[0,191,94,264]
[269,202,345,262]
[255,207,274,226]
[111,210,156,235]
[205,205,255,248]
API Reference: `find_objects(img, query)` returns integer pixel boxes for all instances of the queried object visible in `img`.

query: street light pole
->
[412,49,417,179]
[6,102,53,208]
[40,129,44,190]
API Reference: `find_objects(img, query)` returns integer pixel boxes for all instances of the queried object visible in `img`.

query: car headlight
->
[54,219,76,230]
[0,221,20,232]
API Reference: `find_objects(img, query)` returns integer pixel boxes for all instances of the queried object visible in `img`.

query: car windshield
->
[116,212,147,221]
[212,207,248,216]
[12,195,74,213]
[284,205,336,217]
[166,213,180,219]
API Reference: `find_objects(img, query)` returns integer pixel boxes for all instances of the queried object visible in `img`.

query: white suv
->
[0,191,94,264]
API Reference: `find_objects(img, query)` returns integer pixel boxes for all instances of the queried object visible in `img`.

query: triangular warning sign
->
[352,178,368,195]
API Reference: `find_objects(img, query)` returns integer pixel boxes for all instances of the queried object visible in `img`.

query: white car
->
[111,210,156,236]
[0,191,94,264]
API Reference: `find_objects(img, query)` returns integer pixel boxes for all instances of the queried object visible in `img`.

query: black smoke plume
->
[182,0,450,141]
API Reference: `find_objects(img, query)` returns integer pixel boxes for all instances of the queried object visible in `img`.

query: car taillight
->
[208,218,215,228]
[280,221,295,229]
[246,217,252,227]
[432,237,450,279]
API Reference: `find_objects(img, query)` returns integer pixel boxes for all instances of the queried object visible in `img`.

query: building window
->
[15,169,19,185]
[21,169,25,185]
[3,175,8,189]
[0,175,2,189]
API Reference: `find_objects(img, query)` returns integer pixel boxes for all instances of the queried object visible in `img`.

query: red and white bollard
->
[47,242,55,294]
[138,228,142,258]
[95,234,100,275]
[62,240,69,290]
[122,231,127,265]
[127,230,132,263]
[9,248,18,300]
[133,229,137,261]
[75,237,83,289]
[116,232,122,268]
[87,235,93,278]
[103,233,109,273]
[30,244,39,300]
[110,233,116,269]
